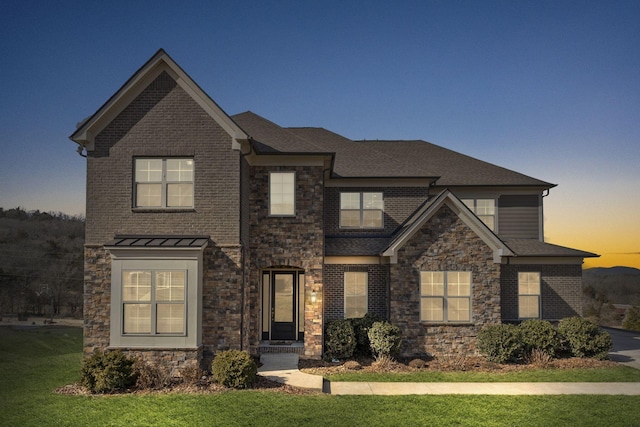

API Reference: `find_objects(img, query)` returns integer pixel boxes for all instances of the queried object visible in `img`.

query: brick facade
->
[85,71,240,245]
[323,264,388,321]
[389,205,501,357]
[500,264,583,322]
[325,187,429,235]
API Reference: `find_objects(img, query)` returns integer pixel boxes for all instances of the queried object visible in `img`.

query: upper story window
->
[462,198,495,231]
[420,271,471,323]
[269,171,295,216]
[340,192,383,228]
[134,158,193,208]
[518,272,541,319]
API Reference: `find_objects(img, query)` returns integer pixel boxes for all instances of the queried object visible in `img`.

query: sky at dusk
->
[1,1,638,269]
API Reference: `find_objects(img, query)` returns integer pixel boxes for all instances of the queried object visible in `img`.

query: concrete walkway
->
[258,353,640,395]
[258,354,324,392]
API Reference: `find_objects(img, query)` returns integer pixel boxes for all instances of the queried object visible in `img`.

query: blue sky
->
[1,0,639,267]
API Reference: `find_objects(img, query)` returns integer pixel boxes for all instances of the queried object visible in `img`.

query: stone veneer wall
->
[84,244,245,374]
[323,264,388,321]
[389,205,501,357]
[84,245,112,355]
[201,245,245,368]
[248,165,324,358]
[500,264,583,322]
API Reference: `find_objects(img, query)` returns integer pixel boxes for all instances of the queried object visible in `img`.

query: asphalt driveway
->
[606,327,640,370]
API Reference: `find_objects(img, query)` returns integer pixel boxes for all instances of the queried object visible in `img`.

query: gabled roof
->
[232,111,553,187]
[70,49,248,150]
[381,190,514,263]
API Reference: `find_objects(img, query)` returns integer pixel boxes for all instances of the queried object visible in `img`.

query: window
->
[462,199,495,230]
[420,271,471,322]
[340,192,383,228]
[135,158,193,208]
[518,272,541,319]
[344,272,367,318]
[123,270,185,335]
[109,255,202,348]
[269,172,295,216]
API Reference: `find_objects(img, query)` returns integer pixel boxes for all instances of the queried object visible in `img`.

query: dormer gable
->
[382,189,514,263]
[70,49,248,151]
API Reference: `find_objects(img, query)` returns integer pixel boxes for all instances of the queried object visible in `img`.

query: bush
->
[350,313,384,356]
[81,350,137,393]
[623,306,640,331]
[342,360,362,370]
[408,358,427,369]
[368,321,402,359]
[132,359,172,390]
[211,350,257,389]
[558,317,613,360]
[325,319,356,360]
[518,319,561,357]
[477,324,522,363]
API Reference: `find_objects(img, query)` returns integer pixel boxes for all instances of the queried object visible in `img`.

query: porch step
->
[258,341,304,355]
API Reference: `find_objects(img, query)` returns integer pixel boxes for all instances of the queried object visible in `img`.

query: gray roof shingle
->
[504,239,599,258]
[232,111,553,187]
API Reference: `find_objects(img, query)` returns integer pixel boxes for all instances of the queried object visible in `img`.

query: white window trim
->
[134,157,194,209]
[518,272,541,319]
[339,192,384,229]
[269,171,296,216]
[420,271,472,323]
[344,271,368,319]
[109,248,203,348]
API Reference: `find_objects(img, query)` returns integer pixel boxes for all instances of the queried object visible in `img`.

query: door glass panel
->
[274,274,294,322]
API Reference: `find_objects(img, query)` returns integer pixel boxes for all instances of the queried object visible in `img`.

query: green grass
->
[2,326,640,427]
[326,365,640,382]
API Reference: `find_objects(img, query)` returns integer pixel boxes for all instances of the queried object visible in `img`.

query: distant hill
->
[584,266,640,277]
[0,207,85,317]
[583,266,640,305]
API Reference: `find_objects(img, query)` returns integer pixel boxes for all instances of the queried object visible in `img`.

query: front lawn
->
[2,326,640,427]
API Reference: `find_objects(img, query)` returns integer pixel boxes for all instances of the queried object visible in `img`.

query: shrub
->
[325,319,356,360]
[211,350,257,389]
[81,350,137,393]
[132,359,172,390]
[558,316,613,360]
[350,313,384,356]
[342,360,362,370]
[408,358,427,369]
[368,321,402,359]
[477,324,522,363]
[623,306,640,331]
[518,319,560,357]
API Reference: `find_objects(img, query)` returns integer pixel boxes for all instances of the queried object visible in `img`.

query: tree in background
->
[0,207,84,318]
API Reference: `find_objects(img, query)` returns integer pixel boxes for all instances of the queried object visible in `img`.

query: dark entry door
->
[271,272,296,340]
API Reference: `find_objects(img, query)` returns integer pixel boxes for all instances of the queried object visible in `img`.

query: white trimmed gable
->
[70,49,248,151]
[382,190,514,263]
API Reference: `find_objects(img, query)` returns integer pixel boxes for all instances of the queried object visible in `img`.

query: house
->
[70,49,597,373]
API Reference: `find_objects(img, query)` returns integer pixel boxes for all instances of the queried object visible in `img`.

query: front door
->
[271,272,296,340]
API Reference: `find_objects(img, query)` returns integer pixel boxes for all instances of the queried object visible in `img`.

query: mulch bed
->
[298,355,619,376]
[55,355,618,396]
